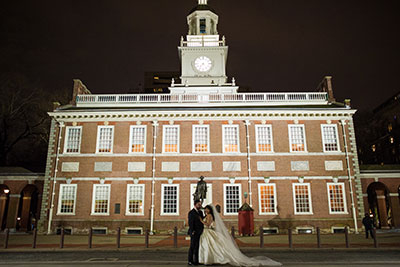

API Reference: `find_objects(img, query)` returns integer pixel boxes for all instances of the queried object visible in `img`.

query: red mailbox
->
[238,203,254,236]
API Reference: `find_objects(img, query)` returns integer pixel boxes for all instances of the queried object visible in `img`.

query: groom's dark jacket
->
[188,208,204,236]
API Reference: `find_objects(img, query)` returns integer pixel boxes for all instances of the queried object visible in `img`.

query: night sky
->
[1,0,399,111]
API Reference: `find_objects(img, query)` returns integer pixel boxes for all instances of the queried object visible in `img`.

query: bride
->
[199,205,282,266]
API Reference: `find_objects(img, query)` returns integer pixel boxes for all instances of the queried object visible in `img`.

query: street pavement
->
[1,248,400,266]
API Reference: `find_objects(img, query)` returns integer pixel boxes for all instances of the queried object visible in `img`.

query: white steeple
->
[198,0,208,4]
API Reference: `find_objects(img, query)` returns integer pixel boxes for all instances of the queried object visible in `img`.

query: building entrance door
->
[367,182,392,229]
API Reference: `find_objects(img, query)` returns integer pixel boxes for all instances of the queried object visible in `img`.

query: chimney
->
[70,79,92,105]
[318,76,336,102]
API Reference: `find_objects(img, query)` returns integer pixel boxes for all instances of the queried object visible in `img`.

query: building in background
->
[144,72,180,94]
[37,0,400,235]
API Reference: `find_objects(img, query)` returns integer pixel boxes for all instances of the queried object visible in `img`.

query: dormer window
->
[200,18,206,34]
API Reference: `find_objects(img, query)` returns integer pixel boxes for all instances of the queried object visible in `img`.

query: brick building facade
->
[34,0,398,235]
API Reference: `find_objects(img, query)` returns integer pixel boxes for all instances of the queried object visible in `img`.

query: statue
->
[193,176,207,203]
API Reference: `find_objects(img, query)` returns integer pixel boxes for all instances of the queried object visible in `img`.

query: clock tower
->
[170,0,238,94]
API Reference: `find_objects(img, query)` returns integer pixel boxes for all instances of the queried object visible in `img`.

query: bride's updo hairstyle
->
[205,205,215,220]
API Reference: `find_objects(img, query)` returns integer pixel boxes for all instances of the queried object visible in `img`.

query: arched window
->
[200,18,206,34]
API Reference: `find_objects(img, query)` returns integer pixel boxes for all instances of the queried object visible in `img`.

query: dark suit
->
[188,208,204,264]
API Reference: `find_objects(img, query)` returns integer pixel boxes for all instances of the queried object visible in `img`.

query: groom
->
[188,200,204,265]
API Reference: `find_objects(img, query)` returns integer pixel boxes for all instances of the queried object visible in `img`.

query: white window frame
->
[160,184,180,216]
[292,183,313,215]
[288,124,307,152]
[321,124,341,152]
[57,184,77,215]
[192,125,210,153]
[255,125,274,153]
[126,184,145,216]
[162,125,180,153]
[91,184,111,216]
[96,126,114,154]
[125,227,143,235]
[331,226,346,234]
[222,125,240,153]
[296,227,314,234]
[129,125,147,154]
[258,183,278,215]
[223,184,242,216]
[63,126,82,154]
[327,182,348,214]
[92,227,108,234]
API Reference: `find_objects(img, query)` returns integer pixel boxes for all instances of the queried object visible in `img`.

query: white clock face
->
[194,56,212,72]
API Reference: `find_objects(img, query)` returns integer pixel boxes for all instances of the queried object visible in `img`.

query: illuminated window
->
[224,184,242,215]
[193,125,209,153]
[130,126,146,153]
[161,184,179,215]
[289,125,307,152]
[96,126,114,153]
[126,184,144,215]
[163,125,179,153]
[91,184,110,215]
[371,144,376,152]
[388,124,393,132]
[321,124,340,152]
[64,126,82,153]
[57,184,77,215]
[258,184,277,214]
[327,183,347,214]
[153,76,159,80]
[293,183,312,214]
[390,137,394,144]
[200,18,206,34]
[223,125,239,153]
[255,125,273,152]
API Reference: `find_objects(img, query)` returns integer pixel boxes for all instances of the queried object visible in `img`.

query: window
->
[288,125,307,152]
[292,183,312,214]
[321,124,340,152]
[224,184,242,215]
[57,184,77,215]
[96,126,114,153]
[223,125,239,153]
[91,184,110,215]
[129,126,146,153]
[126,184,145,215]
[163,125,180,153]
[296,227,313,234]
[64,126,82,153]
[255,125,273,152]
[193,125,209,153]
[161,184,179,215]
[327,183,347,214]
[258,184,277,215]
[200,18,206,34]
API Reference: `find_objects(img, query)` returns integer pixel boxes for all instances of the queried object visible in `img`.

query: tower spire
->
[198,0,207,5]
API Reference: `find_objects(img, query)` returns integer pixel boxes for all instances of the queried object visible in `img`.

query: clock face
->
[194,56,212,72]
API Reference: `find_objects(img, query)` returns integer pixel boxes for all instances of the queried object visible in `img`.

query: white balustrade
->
[76,92,328,107]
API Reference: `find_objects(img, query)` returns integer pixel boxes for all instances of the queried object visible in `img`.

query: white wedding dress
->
[199,205,282,266]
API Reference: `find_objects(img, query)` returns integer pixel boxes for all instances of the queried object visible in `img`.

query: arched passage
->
[17,184,39,231]
[367,182,392,229]
[0,185,10,230]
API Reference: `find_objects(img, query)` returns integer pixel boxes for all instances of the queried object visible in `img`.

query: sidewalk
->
[1,231,399,250]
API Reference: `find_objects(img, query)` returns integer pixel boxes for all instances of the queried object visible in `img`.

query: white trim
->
[223,183,242,216]
[129,125,147,154]
[125,184,145,216]
[222,124,240,153]
[63,126,82,154]
[192,125,210,153]
[321,124,341,153]
[255,124,274,153]
[262,227,279,234]
[258,183,278,215]
[292,183,313,215]
[162,125,180,153]
[331,226,346,234]
[288,124,307,152]
[327,182,348,214]
[160,184,180,216]
[95,126,114,154]
[91,184,111,216]
[56,184,77,215]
